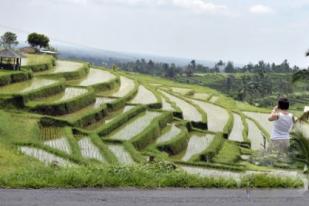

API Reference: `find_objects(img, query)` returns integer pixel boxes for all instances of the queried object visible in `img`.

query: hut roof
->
[0,48,21,58]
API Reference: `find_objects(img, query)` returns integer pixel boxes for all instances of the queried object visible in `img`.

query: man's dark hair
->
[278,97,289,110]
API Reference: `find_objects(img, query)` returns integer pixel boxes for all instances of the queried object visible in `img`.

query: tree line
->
[0,31,51,51]
[115,58,301,80]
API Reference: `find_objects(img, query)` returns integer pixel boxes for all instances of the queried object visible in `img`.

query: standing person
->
[268,98,294,155]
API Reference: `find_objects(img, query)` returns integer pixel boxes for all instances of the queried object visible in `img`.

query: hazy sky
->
[1,0,309,67]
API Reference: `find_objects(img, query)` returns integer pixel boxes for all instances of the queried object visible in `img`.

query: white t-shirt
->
[271,112,294,140]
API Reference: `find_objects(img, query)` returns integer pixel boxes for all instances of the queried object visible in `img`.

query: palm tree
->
[292,50,309,82]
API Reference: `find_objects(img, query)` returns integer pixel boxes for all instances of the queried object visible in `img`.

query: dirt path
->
[0,188,308,206]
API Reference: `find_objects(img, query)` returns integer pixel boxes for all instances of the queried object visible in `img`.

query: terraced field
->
[160,90,203,122]
[160,95,175,111]
[244,112,272,135]
[75,68,116,87]
[27,87,89,105]
[107,144,134,165]
[45,60,83,73]
[55,97,107,125]
[1,55,307,188]
[246,119,267,150]
[0,78,58,95]
[156,124,181,144]
[192,100,229,132]
[108,111,161,141]
[130,85,158,105]
[228,113,244,142]
[192,92,210,101]
[170,87,194,95]
[209,96,219,103]
[78,137,106,162]
[44,137,71,154]
[111,76,135,97]
[19,146,73,167]
[181,133,214,161]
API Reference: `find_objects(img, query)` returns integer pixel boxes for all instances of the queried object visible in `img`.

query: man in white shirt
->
[268,98,294,154]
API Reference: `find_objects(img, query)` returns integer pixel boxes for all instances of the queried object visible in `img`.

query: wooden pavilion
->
[0,48,22,70]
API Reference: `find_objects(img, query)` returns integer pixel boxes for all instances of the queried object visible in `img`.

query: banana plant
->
[289,131,309,166]
[289,113,309,170]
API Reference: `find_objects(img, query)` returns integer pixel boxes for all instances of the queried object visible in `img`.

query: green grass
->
[213,141,241,164]
[0,161,302,188]
[0,110,41,144]
[26,54,55,66]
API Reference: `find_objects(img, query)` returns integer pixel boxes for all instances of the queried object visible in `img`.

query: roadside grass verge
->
[0,162,302,188]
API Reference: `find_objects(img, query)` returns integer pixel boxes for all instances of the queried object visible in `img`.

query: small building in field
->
[0,48,22,70]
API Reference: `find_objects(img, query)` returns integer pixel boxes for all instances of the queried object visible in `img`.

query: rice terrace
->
[1,0,309,205]
[0,50,308,190]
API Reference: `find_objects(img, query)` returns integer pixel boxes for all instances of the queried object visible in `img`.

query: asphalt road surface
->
[1,188,309,206]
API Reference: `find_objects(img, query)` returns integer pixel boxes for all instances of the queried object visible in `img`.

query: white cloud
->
[90,0,228,14]
[170,0,227,13]
[249,4,274,14]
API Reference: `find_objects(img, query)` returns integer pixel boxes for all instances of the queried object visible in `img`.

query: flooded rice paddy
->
[109,111,161,141]
[161,91,202,122]
[181,133,214,161]
[192,100,229,132]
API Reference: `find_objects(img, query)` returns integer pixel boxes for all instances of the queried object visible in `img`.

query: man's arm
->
[268,106,279,121]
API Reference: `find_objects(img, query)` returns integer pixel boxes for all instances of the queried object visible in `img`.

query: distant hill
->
[55,44,216,67]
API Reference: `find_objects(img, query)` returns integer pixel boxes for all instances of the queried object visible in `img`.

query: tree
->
[293,51,309,82]
[185,60,196,77]
[0,32,18,48]
[224,61,235,73]
[27,33,50,49]
[164,63,177,78]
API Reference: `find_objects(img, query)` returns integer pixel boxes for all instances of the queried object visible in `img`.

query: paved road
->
[1,188,309,206]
